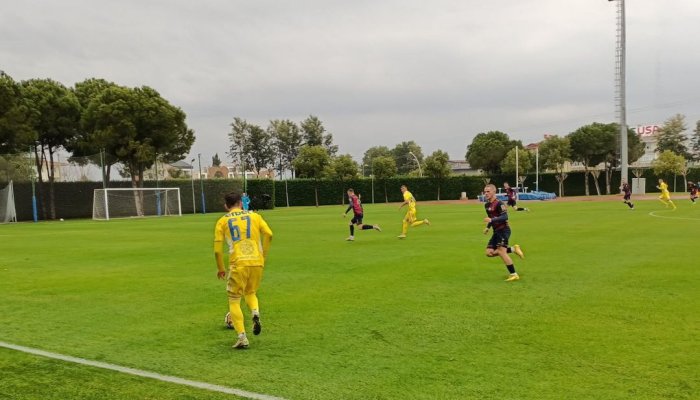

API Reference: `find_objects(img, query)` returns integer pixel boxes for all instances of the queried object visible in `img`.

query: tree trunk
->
[437,184,441,201]
[48,147,56,219]
[583,165,590,196]
[556,172,568,197]
[130,163,144,216]
[384,181,388,203]
[33,145,47,219]
[590,170,601,196]
[106,163,112,185]
[314,186,319,207]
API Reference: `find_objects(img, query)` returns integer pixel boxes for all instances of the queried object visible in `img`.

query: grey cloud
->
[1,0,699,162]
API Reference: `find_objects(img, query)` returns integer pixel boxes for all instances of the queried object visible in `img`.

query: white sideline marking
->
[648,210,700,221]
[0,341,286,400]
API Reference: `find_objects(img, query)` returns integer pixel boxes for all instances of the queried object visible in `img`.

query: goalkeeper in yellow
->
[214,191,273,349]
[397,184,430,239]
[657,178,676,209]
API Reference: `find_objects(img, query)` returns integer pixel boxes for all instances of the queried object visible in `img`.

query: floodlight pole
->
[611,0,628,185]
[190,158,196,214]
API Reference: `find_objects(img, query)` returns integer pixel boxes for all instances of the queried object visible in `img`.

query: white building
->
[632,124,661,168]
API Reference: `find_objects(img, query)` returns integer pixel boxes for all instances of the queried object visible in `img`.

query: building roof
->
[170,160,193,169]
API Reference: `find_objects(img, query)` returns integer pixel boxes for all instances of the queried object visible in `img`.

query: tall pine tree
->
[655,114,690,159]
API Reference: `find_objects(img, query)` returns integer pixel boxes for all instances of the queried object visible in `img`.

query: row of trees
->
[226,118,454,203]
[465,114,700,196]
[228,115,337,179]
[0,72,194,218]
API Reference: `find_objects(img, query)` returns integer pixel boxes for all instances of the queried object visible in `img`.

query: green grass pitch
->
[0,199,698,399]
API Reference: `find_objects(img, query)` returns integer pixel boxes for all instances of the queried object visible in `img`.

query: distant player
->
[688,181,698,205]
[620,180,634,210]
[343,188,381,241]
[398,185,430,239]
[656,178,676,209]
[482,184,524,282]
[214,191,273,349]
[503,182,529,212]
[241,192,251,211]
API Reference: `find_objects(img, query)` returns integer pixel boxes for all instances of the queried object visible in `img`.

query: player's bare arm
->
[214,241,226,280]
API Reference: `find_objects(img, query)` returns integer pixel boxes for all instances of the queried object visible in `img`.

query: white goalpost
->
[93,188,182,220]
[0,180,17,223]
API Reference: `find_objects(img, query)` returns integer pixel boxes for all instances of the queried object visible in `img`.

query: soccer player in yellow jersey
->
[656,178,676,209]
[397,185,430,239]
[214,191,273,349]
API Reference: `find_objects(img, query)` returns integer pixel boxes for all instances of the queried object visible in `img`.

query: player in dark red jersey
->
[343,188,381,241]
[482,184,524,282]
[688,181,698,205]
[503,182,529,212]
[620,180,634,209]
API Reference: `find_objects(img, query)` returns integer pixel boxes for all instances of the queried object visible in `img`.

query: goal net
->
[93,188,182,220]
[0,180,17,223]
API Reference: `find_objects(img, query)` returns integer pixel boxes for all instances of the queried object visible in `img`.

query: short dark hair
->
[347,188,354,193]
[225,191,242,208]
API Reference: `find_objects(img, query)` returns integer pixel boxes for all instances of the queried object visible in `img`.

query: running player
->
[621,180,634,210]
[688,181,698,205]
[657,178,676,209]
[503,182,529,212]
[398,185,430,239]
[482,184,524,282]
[214,191,273,349]
[343,188,381,241]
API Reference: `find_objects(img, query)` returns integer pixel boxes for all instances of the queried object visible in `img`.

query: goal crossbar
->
[93,188,182,220]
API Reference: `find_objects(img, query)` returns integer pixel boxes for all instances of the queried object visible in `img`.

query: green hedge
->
[272,170,700,208]
[9,169,699,221]
[274,176,488,207]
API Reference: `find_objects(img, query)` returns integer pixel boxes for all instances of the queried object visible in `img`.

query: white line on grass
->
[648,210,700,221]
[0,341,286,400]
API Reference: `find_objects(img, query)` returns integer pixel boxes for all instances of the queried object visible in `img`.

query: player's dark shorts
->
[351,213,363,224]
[487,227,511,249]
[624,193,631,200]
[507,198,517,207]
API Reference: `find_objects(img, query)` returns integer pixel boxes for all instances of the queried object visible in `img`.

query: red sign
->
[636,125,660,136]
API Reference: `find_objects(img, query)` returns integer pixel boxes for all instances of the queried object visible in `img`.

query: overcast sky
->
[2,0,699,165]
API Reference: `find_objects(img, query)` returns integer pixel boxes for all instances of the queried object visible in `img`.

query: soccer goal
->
[93,188,182,220]
[0,180,17,223]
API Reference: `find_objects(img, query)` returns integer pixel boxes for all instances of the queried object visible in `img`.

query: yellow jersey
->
[659,182,669,193]
[403,191,417,213]
[214,208,273,268]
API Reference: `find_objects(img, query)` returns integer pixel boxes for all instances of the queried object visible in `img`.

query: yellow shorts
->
[404,210,416,224]
[227,265,263,299]
[659,192,671,201]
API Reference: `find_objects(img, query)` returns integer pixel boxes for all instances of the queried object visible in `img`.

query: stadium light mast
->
[610,0,628,185]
